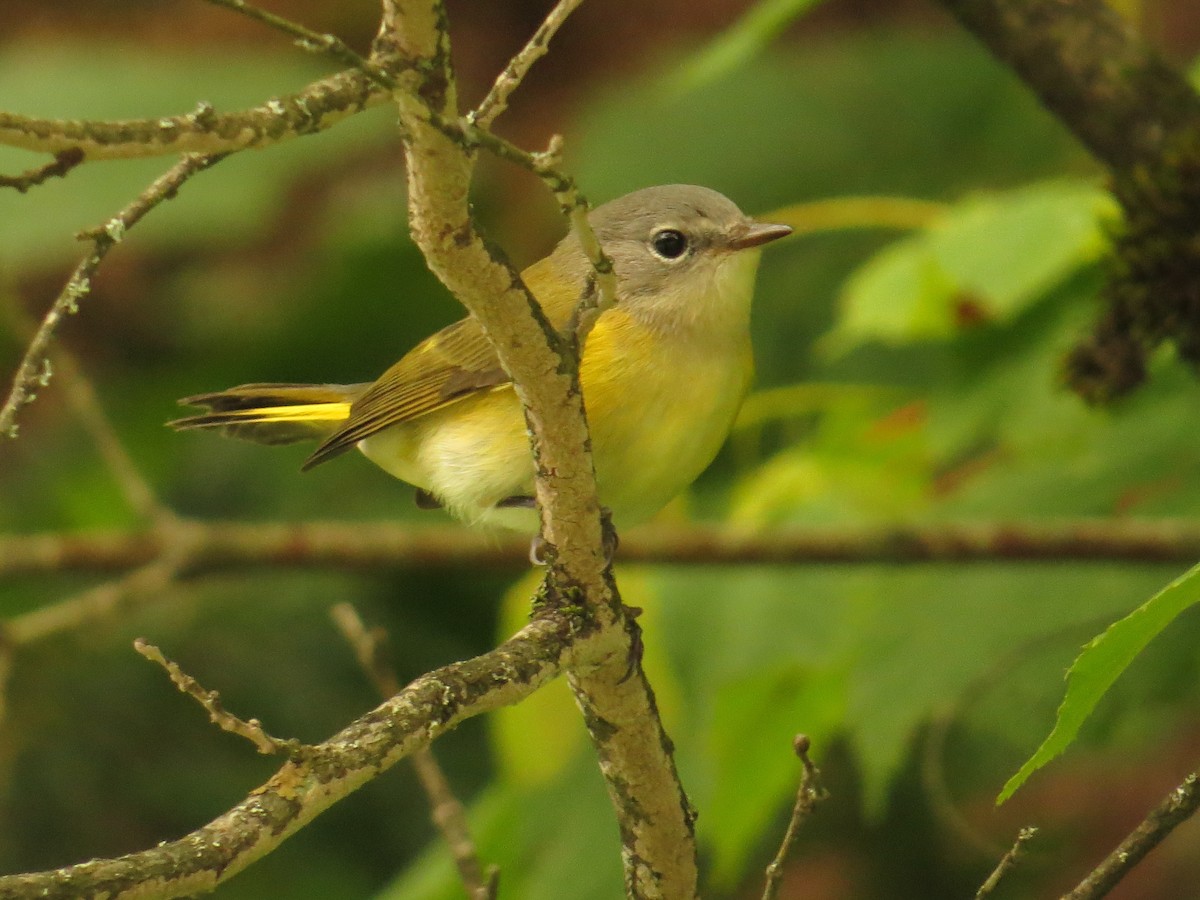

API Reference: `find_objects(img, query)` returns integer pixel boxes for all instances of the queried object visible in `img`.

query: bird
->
[172,185,791,538]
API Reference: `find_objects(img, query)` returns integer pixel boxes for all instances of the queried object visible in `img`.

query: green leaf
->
[823,237,960,353]
[928,181,1115,319]
[826,181,1114,352]
[998,561,1200,803]
[672,0,830,92]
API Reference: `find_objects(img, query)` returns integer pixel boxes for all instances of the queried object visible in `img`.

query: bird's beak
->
[728,221,793,251]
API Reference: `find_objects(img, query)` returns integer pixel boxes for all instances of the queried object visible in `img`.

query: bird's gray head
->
[553,185,791,334]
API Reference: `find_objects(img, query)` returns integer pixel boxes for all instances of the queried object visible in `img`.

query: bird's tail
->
[170,383,363,446]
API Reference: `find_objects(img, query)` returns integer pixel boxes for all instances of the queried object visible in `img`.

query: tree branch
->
[0,616,569,900]
[936,0,1200,180]
[975,826,1038,899]
[0,70,388,160]
[0,153,224,441]
[472,0,584,129]
[6,518,1200,582]
[762,735,829,900]
[1062,770,1200,899]
[134,639,303,756]
[0,148,84,192]
[375,1,698,894]
[330,603,496,900]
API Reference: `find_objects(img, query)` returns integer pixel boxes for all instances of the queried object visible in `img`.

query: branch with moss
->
[373,1,697,893]
[0,616,568,900]
[0,153,224,440]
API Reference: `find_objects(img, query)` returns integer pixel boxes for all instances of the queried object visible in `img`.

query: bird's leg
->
[413,488,442,509]
[599,506,619,563]
[621,604,644,682]
[511,500,619,567]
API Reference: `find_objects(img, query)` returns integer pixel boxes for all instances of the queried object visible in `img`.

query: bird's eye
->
[651,229,688,260]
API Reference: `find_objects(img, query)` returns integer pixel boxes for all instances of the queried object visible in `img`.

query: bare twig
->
[0,70,388,160]
[1,293,173,523]
[976,826,1038,899]
[0,616,569,898]
[329,603,403,697]
[134,638,302,756]
[1061,771,1200,900]
[5,551,191,646]
[0,148,84,192]
[200,0,398,91]
[762,735,829,900]
[0,153,224,442]
[330,603,497,900]
[472,0,585,129]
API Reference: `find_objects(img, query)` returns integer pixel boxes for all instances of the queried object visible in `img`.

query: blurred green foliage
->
[3,13,1200,900]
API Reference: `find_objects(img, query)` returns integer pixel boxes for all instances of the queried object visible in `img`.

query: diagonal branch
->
[0,69,388,160]
[1062,770,1200,899]
[472,0,585,129]
[934,0,1200,182]
[0,153,224,442]
[0,615,569,900]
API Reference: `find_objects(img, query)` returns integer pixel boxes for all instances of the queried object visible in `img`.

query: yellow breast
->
[580,308,753,525]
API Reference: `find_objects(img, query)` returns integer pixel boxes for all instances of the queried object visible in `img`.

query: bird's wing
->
[303,255,581,469]
[302,315,509,467]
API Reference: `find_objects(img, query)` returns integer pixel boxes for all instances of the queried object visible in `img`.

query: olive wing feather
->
[302,316,510,468]
[302,251,584,470]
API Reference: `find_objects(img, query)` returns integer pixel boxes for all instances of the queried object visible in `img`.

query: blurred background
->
[3,0,1200,897]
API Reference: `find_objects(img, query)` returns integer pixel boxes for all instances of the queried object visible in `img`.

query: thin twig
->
[0,147,84,192]
[1061,771,1200,899]
[0,70,388,160]
[0,616,568,898]
[5,551,191,646]
[330,603,498,899]
[472,0,585,129]
[450,123,616,340]
[976,827,1038,899]
[134,638,304,756]
[762,735,830,900]
[0,153,224,442]
[1,295,173,524]
[200,0,398,92]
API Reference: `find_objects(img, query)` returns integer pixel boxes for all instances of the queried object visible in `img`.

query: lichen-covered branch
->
[936,0,1200,179]
[473,0,585,129]
[0,616,568,900]
[0,69,387,160]
[330,604,496,899]
[376,2,699,894]
[0,153,224,440]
